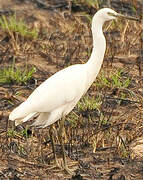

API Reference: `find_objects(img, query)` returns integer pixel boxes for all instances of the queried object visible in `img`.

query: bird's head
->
[95,8,139,22]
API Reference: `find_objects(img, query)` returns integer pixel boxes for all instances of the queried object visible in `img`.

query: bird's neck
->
[85,17,106,88]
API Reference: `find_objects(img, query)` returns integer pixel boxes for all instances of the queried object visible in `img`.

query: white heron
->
[9,8,137,174]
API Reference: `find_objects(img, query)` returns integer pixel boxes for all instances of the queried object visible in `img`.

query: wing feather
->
[9,64,86,121]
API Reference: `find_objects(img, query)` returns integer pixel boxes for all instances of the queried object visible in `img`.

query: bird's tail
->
[9,102,38,126]
[9,102,28,121]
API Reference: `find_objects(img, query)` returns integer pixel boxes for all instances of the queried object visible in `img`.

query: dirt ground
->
[0,0,143,179]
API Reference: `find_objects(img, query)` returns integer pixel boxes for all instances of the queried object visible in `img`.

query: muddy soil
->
[0,0,143,179]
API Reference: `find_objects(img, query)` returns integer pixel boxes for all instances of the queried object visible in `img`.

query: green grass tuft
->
[0,15,38,39]
[96,68,131,89]
[0,63,36,85]
[77,95,101,111]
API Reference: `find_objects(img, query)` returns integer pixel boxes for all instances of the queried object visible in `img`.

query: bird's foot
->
[54,158,62,170]
[47,157,62,170]
[62,162,75,175]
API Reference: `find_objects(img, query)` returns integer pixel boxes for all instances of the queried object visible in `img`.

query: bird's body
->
[10,64,87,127]
[9,55,103,127]
[9,8,107,127]
[9,8,137,174]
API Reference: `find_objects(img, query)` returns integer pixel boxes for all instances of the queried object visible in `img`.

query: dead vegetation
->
[0,0,143,179]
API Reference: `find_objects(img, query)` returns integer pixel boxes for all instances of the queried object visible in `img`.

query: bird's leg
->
[49,125,61,169]
[58,117,73,175]
[39,129,45,163]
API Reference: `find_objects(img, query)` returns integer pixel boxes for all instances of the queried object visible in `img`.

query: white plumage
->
[9,64,87,127]
[9,8,136,127]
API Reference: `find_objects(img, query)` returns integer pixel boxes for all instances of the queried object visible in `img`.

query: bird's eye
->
[107,12,116,17]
